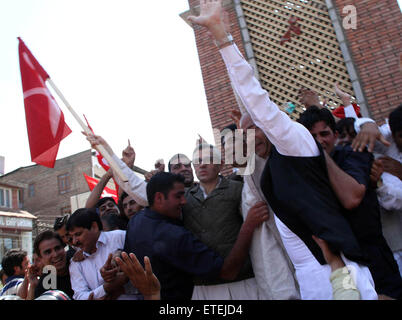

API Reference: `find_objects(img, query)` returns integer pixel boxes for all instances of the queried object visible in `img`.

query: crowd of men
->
[1,0,401,301]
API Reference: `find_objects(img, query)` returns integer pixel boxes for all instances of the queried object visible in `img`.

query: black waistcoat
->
[260,144,367,265]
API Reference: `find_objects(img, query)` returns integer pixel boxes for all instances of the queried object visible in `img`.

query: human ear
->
[154,192,164,206]
[91,221,99,232]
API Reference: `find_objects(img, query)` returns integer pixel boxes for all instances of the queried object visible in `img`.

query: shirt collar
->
[83,232,105,257]
[5,275,23,284]
[199,176,222,198]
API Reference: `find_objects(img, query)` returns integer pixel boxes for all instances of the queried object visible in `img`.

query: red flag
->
[83,173,118,204]
[332,103,362,119]
[18,37,71,168]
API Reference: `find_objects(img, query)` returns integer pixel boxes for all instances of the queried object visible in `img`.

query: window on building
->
[0,236,22,267]
[28,184,35,198]
[58,173,71,194]
[0,188,11,208]
[18,189,23,208]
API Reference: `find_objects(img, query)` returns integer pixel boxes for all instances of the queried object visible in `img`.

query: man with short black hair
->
[67,208,141,300]
[118,192,143,222]
[167,153,195,188]
[0,249,28,296]
[27,230,74,299]
[53,215,76,262]
[94,197,127,231]
[299,106,402,299]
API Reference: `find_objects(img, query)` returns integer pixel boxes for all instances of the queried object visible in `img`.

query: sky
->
[1,1,401,175]
[0,0,215,174]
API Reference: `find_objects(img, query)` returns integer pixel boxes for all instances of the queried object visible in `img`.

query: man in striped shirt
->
[0,249,28,296]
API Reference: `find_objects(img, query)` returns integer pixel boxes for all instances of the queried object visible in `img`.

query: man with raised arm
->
[187,0,377,299]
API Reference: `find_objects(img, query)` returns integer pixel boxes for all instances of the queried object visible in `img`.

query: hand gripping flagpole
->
[46,79,129,183]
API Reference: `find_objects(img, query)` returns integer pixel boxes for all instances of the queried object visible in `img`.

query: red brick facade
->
[0,150,93,232]
[188,0,246,133]
[188,0,401,134]
[187,0,248,175]
[334,0,402,123]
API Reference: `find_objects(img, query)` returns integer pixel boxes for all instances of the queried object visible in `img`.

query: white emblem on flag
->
[22,53,61,138]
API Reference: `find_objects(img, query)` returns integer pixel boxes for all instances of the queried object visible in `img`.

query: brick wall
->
[188,0,401,166]
[0,150,93,230]
[12,189,19,209]
[333,0,402,123]
[187,0,247,175]
[188,0,246,132]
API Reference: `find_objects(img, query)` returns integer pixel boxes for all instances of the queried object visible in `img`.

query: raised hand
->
[298,87,321,109]
[187,0,228,42]
[351,122,390,152]
[82,131,114,156]
[122,139,136,169]
[334,83,351,106]
[154,159,165,172]
[144,169,160,182]
[115,252,160,300]
[188,0,223,27]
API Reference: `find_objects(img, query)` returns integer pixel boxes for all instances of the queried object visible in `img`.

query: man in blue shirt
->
[299,106,402,299]
[124,172,268,300]
[0,249,28,296]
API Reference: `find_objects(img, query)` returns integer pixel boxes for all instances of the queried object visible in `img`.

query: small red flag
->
[83,173,119,204]
[18,37,72,168]
[332,103,362,119]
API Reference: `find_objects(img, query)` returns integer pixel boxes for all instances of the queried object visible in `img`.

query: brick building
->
[0,180,36,264]
[0,150,94,235]
[182,0,401,172]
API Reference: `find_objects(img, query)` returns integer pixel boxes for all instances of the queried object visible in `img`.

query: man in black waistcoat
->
[298,106,402,299]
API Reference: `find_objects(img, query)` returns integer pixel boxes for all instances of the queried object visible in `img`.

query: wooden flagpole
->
[46,79,129,183]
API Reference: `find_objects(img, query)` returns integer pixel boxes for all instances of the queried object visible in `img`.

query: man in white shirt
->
[66,208,141,300]
[237,114,300,300]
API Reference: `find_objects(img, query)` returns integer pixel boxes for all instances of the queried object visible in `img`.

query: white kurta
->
[242,153,300,299]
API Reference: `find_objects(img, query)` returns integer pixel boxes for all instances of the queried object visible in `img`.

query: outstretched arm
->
[85,170,113,208]
[188,0,319,157]
[83,133,149,207]
[351,121,390,153]
[334,83,358,119]
[312,236,360,300]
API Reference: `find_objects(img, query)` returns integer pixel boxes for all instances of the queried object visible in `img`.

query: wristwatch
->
[214,33,234,49]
